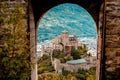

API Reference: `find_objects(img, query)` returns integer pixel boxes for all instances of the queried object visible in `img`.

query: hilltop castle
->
[52,30,81,56]
[40,30,81,57]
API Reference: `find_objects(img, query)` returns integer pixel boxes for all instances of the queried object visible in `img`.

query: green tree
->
[71,50,81,59]
[37,55,54,74]
[87,75,96,80]
[66,74,77,80]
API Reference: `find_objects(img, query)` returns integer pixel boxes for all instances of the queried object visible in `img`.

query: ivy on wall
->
[0,1,31,80]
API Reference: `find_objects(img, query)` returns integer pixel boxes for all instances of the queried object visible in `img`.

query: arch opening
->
[37,3,98,80]
[29,0,104,80]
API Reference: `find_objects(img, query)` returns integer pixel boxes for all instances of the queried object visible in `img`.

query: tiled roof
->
[66,59,87,64]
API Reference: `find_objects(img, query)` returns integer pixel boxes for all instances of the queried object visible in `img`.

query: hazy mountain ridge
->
[37,3,97,42]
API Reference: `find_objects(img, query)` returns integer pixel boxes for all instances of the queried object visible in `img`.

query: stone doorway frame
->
[29,0,106,80]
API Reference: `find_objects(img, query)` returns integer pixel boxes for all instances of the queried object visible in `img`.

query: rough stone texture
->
[105,0,120,79]
[0,0,28,51]
[0,0,37,80]
[1,0,120,80]
[0,0,27,44]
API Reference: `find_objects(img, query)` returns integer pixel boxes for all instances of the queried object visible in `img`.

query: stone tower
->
[61,30,69,46]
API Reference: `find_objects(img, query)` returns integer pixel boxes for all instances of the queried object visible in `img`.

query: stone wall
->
[0,0,37,80]
[0,0,28,45]
[53,58,95,73]
[105,0,120,79]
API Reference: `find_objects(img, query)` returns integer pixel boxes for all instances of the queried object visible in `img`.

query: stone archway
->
[1,0,120,80]
[29,0,104,80]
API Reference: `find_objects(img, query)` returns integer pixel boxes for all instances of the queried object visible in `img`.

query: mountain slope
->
[37,3,97,42]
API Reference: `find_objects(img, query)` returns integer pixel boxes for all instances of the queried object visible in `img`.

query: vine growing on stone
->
[0,1,31,80]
